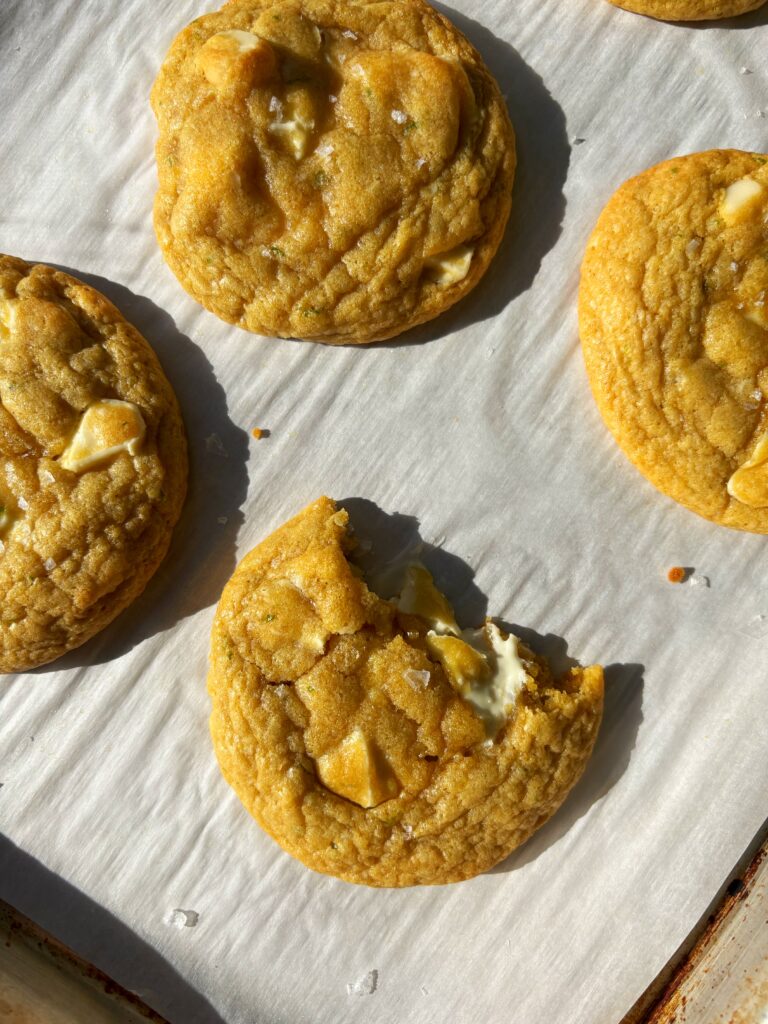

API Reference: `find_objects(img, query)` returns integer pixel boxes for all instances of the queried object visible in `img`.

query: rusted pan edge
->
[622,818,768,1024]
[0,897,169,1023]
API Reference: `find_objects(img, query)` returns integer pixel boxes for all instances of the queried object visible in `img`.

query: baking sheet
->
[1,1,768,1022]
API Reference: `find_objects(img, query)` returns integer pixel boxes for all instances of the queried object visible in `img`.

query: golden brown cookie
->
[606,0,765,19]
[208,497,603,886]
[151,0,515,345]
[0,255,187,672]
[580,150,768,532]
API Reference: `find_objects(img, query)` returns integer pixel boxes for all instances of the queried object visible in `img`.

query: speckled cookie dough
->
[208,497,604,887]
[606,0,765,19]
[0,255,187,672]
[151,0,515,345]
[580,150,768,532]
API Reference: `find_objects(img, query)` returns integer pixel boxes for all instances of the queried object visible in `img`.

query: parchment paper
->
[1,1,767,1021]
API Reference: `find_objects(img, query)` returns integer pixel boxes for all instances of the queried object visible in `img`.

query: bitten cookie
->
[606,0,765,19]
[0,256,187,672]
[580,151,768,532]
[151,0,515,345]
[208,497,603,887]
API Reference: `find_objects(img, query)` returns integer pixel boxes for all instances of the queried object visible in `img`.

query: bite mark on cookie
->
[208,497,604,885]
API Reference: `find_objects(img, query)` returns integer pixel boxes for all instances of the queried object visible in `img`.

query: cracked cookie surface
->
[580,151,768,533]
[0,255,187,672]
[151,0,515,345]
[208,497,603,886]
[606,0,765,18]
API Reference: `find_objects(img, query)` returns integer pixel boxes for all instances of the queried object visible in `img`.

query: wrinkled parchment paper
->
[1,1,768,1021]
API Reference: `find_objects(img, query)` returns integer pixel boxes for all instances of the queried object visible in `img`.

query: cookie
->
[606,0,765,19]
[0,255,187,672]
[208,497,603,886]
[151,0,515,345]
[580,150,768,532]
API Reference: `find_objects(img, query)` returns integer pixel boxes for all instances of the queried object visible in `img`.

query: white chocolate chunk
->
[426,632,490,693]
[396,564,460,635]
[720,177,765,225]
[0,299,18,339]
[316,728,401,808]
[745,307,768,328]
[214,29,262,52]
[727,432,768,507]
[59,400,146,473]
[479,623,529,727]
[0,505,14,534]
[424,244,474,287]
[429,623,528,735]
[268,117,313,160]
[196,30,276,91]
[395,564,527,735]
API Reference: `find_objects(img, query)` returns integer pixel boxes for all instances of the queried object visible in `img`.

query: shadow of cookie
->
[0,835,228,1024]
[340,495,488,624]
[386,5,570,347]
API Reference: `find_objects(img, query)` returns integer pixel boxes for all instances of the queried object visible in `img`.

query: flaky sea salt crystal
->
[402,823,413,838]
[342,29,357,38]
[745,388,762,410]
[165,909,199,929]
[17,496,28,511]
[685,238,702,257]
[731,261,739,273]
[39,469,55,485]
[415,157,427,168]
[317,142,334,157]
[740,66,752,75]
[403,668,430,690]
[688,573,710,588]
[390,109,408,124]
[269,95,282,113]
[346,970,378,997]
[329,94,338,104]
[43,557,56,572]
